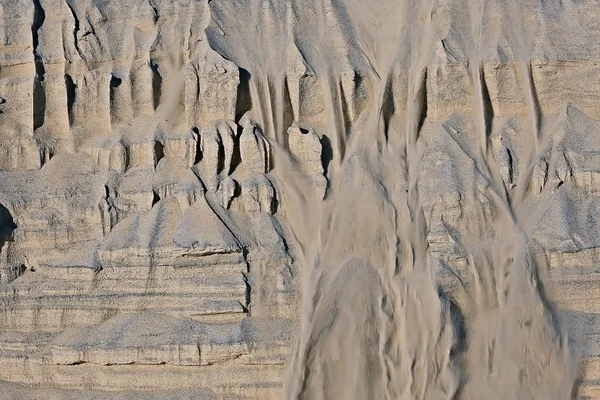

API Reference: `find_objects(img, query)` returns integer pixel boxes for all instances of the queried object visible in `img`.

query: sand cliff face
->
[0,0,598,398]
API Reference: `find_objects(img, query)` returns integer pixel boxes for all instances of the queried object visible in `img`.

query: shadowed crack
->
[32,0,46,130]
[66,2,86,63]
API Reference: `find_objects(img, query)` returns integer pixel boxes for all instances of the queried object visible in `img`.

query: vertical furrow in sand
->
[401,0,431,277]
[262,71,278,140]
[469,0,486,156]
[504,0,549,210]
[465,0,521,321]
[247,74,268,135]
[510,60,542,208]
[322,75,347,169]
[467,0,514,221]
[273,74,286,146]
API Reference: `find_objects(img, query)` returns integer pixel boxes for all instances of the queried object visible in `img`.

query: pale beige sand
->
[0,0,598,398]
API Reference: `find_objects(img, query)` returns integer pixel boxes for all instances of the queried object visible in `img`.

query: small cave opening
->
[152,191,161,207]
[0,204,16,249]
[110,75,122,88]
[320,134,333,176]
[154,141,164,166]
[150,62,162,110]
[191,127,202,165]
[109,75,123,125]
[65,74,77,125]
[235,68,252,121]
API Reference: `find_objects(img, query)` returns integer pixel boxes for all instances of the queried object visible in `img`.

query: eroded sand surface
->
[0,0,598,398]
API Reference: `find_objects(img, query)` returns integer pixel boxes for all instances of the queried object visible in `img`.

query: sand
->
[0,0,598,398]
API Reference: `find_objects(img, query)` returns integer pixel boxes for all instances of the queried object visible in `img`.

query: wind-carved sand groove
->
[0,0,598,398]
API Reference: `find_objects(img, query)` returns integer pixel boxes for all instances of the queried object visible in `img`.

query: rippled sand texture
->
[0,0,598,398]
